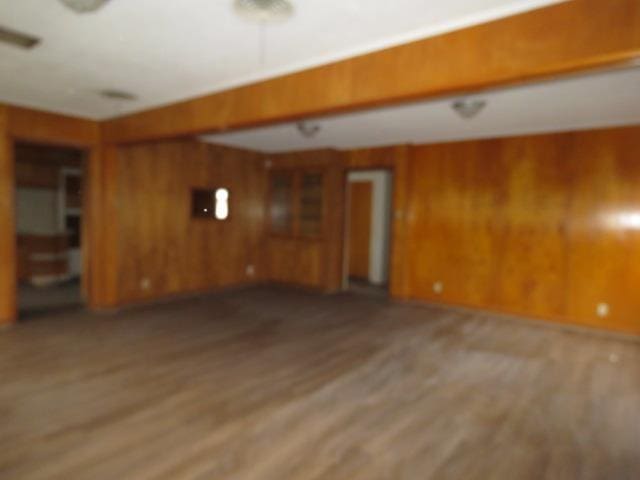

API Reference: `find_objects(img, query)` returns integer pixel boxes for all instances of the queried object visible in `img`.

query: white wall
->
[16,188,59,235]
[347,170,393,285]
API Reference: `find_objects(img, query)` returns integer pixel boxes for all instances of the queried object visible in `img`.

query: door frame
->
[341,166,395,291]
[8,137,95,320]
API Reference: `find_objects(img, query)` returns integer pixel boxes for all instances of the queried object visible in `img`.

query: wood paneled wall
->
[0,106,17,324]
[403,127,640,334]
[265,149,345,292]
[114,141,266,304]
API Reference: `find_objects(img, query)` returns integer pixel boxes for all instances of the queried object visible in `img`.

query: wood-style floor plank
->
[1,287,638,479]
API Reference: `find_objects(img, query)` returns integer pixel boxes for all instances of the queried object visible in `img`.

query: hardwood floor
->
[0,287,638,479]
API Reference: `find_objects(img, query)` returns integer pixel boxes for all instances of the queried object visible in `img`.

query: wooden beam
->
[0,106,17,325]
[103,0,640,143]
[7,105,100,147]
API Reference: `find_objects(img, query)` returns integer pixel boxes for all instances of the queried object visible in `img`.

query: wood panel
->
[85,143,119,309]
[348,181,372,280]
[405,126,640,335]
[265,150,344,292]
[115,141,266,304]
[7,105,99,147]
[0,106,16,324]
[103,0,640,143]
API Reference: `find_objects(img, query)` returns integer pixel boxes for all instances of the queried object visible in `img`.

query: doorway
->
[14,142,86,319]
[344,169,393,296]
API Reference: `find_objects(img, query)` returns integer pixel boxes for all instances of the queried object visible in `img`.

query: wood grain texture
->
[0,106,16,325]
[348,181,373,279]
[265,150,345,292]
[406,126,640,335]
[114,141,265,304]
[0,287,638,479]
[6,105,99,147]
[84,143,119,309]
[102,0,640,143]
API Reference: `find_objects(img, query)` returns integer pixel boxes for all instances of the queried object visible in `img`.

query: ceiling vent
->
[59,0,110,14]
[0,25,40,49]
[234,0,294,23]
[100,89,137,101]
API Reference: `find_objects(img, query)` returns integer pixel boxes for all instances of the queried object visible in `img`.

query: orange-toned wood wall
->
[1,0,640,325]
[400,127,640,334]
[114,141,266,304]
[0,106,17,324]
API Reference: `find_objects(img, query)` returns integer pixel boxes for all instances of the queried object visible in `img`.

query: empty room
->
[0,1,639,479]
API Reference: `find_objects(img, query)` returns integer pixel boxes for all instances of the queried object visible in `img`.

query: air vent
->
[100,89,137,101]
[0,25,40,50]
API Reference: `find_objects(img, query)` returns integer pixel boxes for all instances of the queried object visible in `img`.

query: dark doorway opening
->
[14,141,87,320]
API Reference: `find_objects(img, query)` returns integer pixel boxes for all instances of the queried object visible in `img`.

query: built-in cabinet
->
[268,169,324,239]
[265,150,344,292]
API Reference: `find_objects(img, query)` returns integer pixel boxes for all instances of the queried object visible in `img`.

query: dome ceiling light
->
[297,121,321,138]
[452,99,487,119]
[234,0,294,24]
[59,0,111,14]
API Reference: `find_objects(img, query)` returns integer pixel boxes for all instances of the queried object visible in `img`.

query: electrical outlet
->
[433,281,443,294]
[596,302,610,318]
[246,265,255,277]
[140,277,151,290]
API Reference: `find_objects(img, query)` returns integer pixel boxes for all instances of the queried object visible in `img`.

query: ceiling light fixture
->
[0,25,40,49]
[234,0,294,24]
[297,121,321,138]
[59,0,110,14]
[452,99,487,119]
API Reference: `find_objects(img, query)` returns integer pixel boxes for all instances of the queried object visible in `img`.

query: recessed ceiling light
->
[234,0,294,24]
[0,25,40,49]
[59,0,110,14]
[452,99,487,119]
[100,89,137,101]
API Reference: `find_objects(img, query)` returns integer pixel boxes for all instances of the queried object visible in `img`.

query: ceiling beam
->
[6,105,100,147]
[103,0,640,144]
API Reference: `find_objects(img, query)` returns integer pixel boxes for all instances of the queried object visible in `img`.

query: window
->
[268,169,324,238]
[192,188,230,220]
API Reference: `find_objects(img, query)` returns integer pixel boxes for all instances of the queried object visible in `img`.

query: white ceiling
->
[0,0,564,119]
[200,67,640,152]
